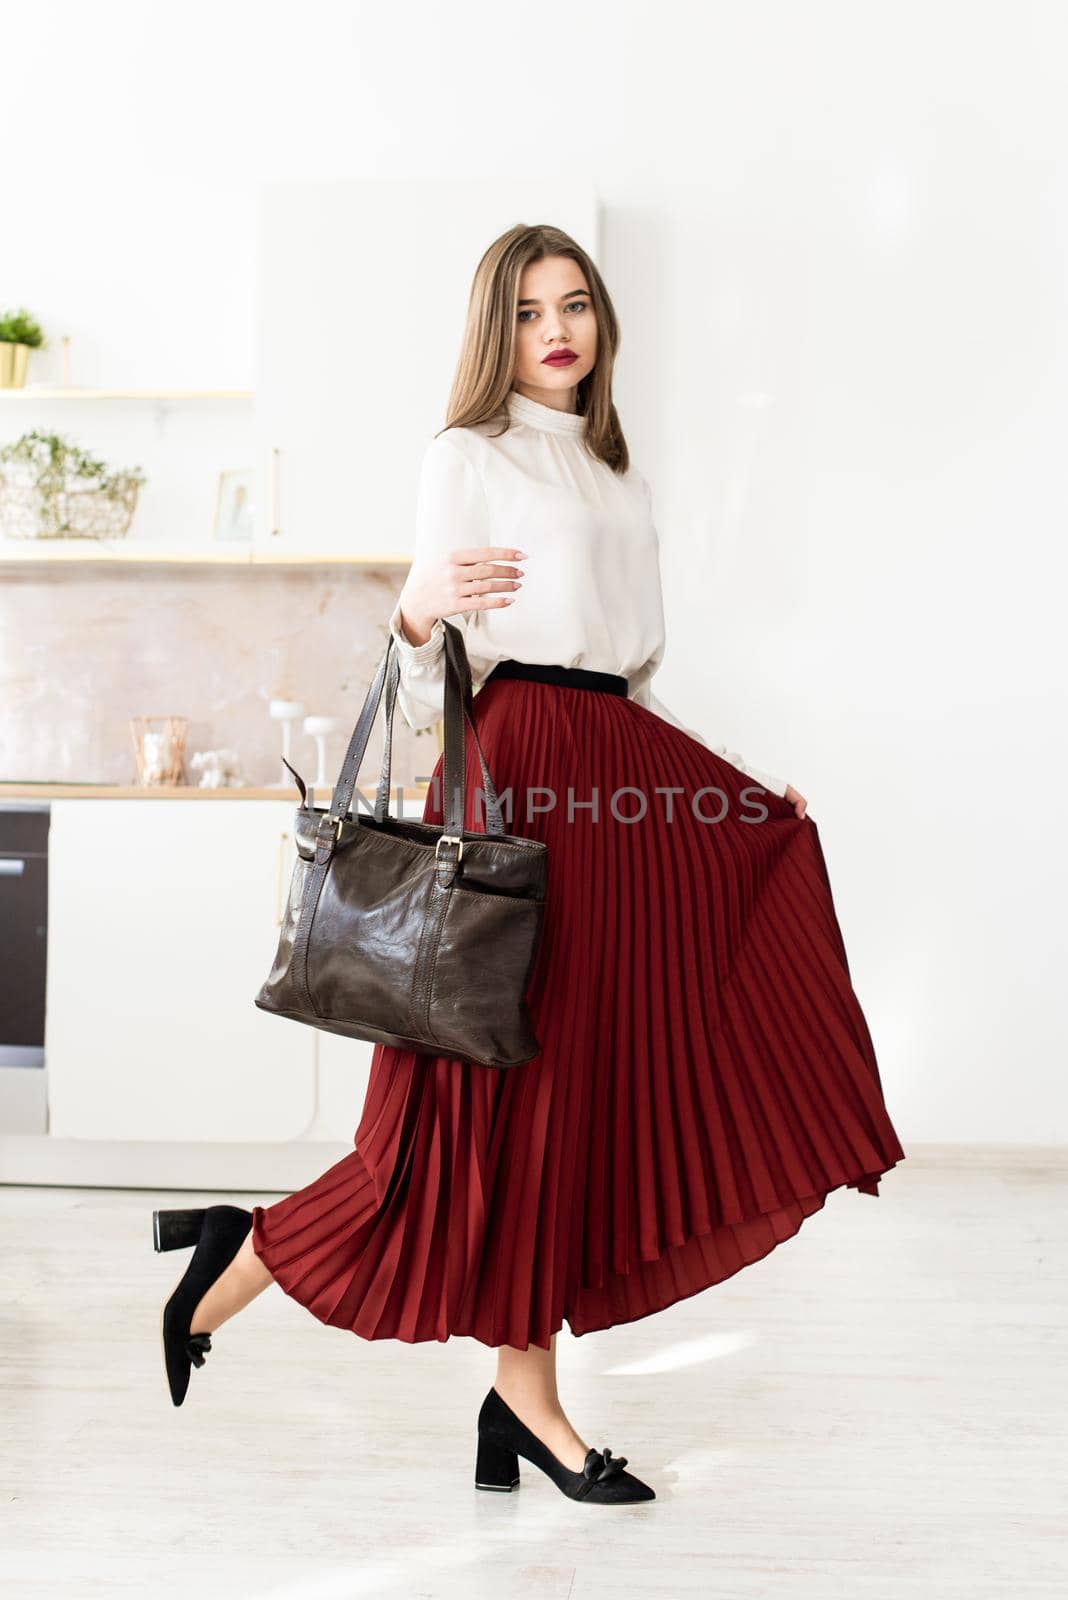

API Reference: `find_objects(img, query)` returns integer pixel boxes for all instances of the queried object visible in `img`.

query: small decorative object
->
[268,698,304,787]
[0,307,46,389]
[130,715,188,787]
[0,429,145,540]
[303,715,341,790]
[190,748,246,789]
[213,467,255,542]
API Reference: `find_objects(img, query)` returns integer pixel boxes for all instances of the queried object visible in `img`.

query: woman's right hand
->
[395,544,527,646]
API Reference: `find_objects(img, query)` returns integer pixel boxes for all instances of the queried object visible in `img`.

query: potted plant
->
[0,429,146,539]
[0,307,46,388]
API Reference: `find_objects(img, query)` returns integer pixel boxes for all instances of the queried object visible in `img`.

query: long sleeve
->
[387,433,491,732]
[627,473,790,799]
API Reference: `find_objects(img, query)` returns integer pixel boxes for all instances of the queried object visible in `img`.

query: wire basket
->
[0,457,142,539]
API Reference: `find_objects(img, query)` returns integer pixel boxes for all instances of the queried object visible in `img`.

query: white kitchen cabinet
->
[254,177,598,557]
[45,798,315,1141]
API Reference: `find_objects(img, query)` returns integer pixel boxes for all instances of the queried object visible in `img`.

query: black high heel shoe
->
[152,1204,253,1407]
[475,1386,656,1503]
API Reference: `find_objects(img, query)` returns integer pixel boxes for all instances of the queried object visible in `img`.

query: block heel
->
[475,1434,521,1491]
[153,1203,253,1406]
[153,1208,208,1252]
[475,1387,655,1504]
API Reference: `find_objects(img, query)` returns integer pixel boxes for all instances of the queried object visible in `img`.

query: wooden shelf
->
[0,386,408,565]
[0,387,253,401]
[0,540,411,566]
[0,782,432,801]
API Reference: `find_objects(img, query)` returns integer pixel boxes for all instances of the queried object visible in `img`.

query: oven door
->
[0,803,50,1069]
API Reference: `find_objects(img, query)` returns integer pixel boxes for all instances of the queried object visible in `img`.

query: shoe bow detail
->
[186,1332,213,1368]
[582,1445,628,1483]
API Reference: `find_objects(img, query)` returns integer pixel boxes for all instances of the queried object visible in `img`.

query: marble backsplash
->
[0,563,446,791]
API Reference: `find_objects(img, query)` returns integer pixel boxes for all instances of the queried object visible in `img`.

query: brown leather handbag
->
[254,619,547,1068]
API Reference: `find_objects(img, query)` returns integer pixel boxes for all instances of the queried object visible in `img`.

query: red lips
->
[542,351,578,365]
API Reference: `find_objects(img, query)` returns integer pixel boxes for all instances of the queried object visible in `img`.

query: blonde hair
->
[439,222,631,474]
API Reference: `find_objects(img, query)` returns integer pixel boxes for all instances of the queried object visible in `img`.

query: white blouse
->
[387,387,788,797]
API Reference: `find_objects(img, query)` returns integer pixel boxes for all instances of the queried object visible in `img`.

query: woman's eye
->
[517,300,589,323]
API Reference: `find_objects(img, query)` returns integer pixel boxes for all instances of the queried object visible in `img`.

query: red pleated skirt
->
[250,674,906,1350]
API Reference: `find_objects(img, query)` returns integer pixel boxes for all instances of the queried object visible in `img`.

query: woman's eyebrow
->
[517,289,590,305]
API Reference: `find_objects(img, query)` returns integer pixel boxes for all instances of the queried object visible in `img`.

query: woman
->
[155,223,906,1506]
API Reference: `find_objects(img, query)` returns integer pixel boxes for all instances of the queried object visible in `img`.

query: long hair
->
[439,222,631,474]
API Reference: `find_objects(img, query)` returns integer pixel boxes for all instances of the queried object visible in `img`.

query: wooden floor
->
[1,1147,1065,1599]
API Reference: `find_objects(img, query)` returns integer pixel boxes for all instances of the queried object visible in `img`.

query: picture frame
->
[212,467,254,542]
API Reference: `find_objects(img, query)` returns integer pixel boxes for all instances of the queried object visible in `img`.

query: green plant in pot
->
[0,429,146,540]
[0,307,46,388]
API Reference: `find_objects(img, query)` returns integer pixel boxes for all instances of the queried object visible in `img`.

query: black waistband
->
[483,659,629,696]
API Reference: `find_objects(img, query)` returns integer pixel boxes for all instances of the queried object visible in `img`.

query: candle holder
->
[268,699,305,788]
[303,715,342,792]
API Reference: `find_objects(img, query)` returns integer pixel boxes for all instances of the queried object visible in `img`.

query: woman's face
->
[512,254,597,407]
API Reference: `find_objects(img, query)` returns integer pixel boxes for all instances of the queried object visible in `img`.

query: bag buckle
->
[435,833,464,861]
[315,813,344,849]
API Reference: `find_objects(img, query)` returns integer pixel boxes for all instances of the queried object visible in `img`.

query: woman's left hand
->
[784,783,808,819]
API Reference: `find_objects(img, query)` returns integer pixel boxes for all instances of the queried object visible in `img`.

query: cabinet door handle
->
[276,831,290,925]
[269,445,281,538]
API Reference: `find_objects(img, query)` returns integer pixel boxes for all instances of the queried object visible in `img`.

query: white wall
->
[2,0,1064,1142]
